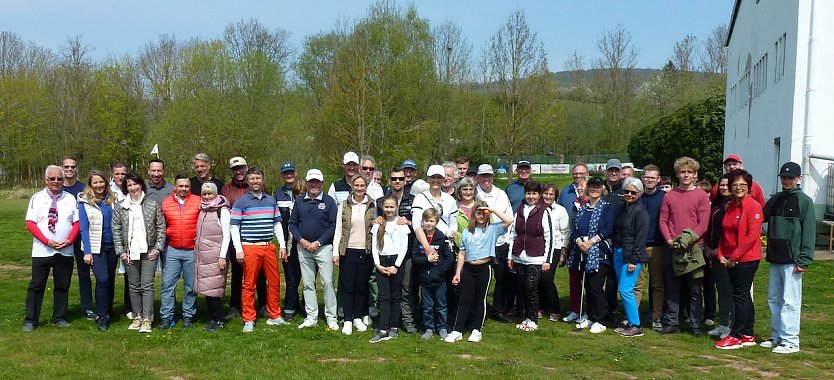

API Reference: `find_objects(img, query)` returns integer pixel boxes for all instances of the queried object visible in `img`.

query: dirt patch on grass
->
[456,354,486,360]
[698,354,781,378]
[319,357,386,364]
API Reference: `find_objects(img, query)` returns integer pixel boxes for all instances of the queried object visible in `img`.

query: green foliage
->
[628,92,725,182]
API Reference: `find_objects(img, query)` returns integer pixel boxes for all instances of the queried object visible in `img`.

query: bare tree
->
[672,34,698,72]
[0,31,54,79]
[138,34,179,120]
[592,24,639,148]
[700,23,729,74]
[563,49,586,100]
[432,20,473,85]
[224,19,293,69]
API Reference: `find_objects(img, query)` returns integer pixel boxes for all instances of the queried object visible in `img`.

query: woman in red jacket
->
[714,170,763,350]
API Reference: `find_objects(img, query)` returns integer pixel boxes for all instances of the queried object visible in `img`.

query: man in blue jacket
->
[639,164,666,330]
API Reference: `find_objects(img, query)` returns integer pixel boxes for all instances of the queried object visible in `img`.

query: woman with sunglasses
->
[611,177,649,337]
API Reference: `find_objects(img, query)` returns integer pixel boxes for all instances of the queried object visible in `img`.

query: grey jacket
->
[112,195,166,256]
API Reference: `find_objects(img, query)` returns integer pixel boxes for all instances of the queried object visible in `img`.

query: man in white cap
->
[328,151,360,204]
[474,164,515,323]
[290,169,339,330]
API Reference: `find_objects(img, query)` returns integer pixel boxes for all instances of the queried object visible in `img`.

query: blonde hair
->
[80,170,115,206]
[673,157,700,173]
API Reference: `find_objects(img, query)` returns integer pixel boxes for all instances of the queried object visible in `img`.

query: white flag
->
[150,144,159,156]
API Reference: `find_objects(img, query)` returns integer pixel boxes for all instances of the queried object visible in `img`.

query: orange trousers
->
[242,244,282,322]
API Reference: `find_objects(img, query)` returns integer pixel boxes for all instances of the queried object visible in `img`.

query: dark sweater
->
[288,192,337,245]
[412,229,453,288]
[639,188,666,245]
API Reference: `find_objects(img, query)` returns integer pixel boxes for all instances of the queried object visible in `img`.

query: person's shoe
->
[369,306,379,318]
[714,335,743,350]
[708,325,730,337]
[759,338,778,348]
[84,310,96,320]
[259,306,269,318]
[225,307,241,321]
[327,319,340,331]
[619,326,644,337]
[53,319,71,327]
[704,318,716,327]
[562,312,579,322]
[421,329,434,340]
[362,315,372,327]
[22,322,36,332]
[283,311,295,321]
[298,319,317,329]
[548,313,561,322]
[403,322,418,334]
[159,319,172,330]
[182,317,192,328]
[388,328,399,339]
[651,319,663,331]
[740,335,756,347]
[341,321,353,335]
[97,318,110,332]
[493,313,512,323]
[575,318,590,330]
[772,344,800,354]
[444,330,463,343]
[338,307,344,318]
[242,321,254,333]
[515,318,531,330]
[369,330,390,343]
[353,318,368,332]
[125,311,134,320]
[614,327,627,335]
[128,317,142,331]
[658,325,680,335]
[205,321,226,331]
[439,329,449,339]
[467,329,482,342]
[267,316,290,326]
[139,318,152,333]
[692,329,703,337]
[525,320,539,331]
[537,309,545,319]
[590,322,607,334]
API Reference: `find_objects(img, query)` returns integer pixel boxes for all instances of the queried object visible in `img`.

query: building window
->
[775,33,787,82]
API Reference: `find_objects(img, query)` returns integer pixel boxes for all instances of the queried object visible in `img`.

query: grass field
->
[1,198,833,379]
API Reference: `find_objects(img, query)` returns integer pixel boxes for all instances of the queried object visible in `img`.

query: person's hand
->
[558,255,567,267]
[428,251,438,263]
[310,241,321,252]
[376,264,388,275]
[507,259,514,270]
[387,266,398,276]
[374,216,385,225]
[121,253,131,265]
[332,255,340,267]
[236,250,244,264]
[279,248,288,263]
[299,239,311,251]
[542,262,551,272]
[794,265,807,273]
[627,263,636,273]
[83,253,93,265]
[396,216,409,225]
[218,258,227,270]
[424,245,437,256]
[452,273,461,285]
[53,240,71,249]
[148,249,158,261]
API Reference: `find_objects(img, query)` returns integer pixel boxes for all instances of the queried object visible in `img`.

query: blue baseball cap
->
[280,161,296,173]
[401,159,417,170]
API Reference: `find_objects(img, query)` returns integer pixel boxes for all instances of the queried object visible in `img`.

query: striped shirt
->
[230,192,281,242]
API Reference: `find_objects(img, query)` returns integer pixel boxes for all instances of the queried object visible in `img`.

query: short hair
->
[442,161,458,179]
[390,166,403,174]
[623,177,644,195]
[696,180,712,193]
[456,177,477,199]
[660,176,673,186]
[193,153,212,164]
[455,157,470,165]
[122,172,147,194]
[727,169,753,189]
[673,156,700,173]
[422,207,440,222]
[524,180,542,193]
[542,183,559,196]
[148,158,165,169]
[622,165,634,172]
[360,155,375,165]
[642,164,660,174]
[174,173,189,181]
[373,169,382,176]
[247,166,264,177]
[61,156,77,164]
[110,162,127,170]
[45,165,62,178]
[572,162,588,172]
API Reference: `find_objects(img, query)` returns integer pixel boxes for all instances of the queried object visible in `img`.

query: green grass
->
[1,199,833,378]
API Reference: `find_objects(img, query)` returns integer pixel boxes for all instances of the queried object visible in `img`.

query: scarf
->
[201,194,228,211]
[47,188,63,233]
[568,199,608,272]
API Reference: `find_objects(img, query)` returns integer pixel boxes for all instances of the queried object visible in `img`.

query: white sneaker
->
[562,312,579,322]
[242,321,254,333]
[128,317,142,331]
[525,320,539,331]
[515,318,531,329]
[575,318,590,329]
[341,321,353,335]
[298,318,318,329]
[772,344,799,354]
[327,319,339,331]
[590,322,607,334]
[444,330,463,343]
[353,318,368,332]
[362,315,372,327]
[126,311,135,321]
[708,325,730,337]
[759,338,778,348]
[266,317,290,326]
[468,329,482,342]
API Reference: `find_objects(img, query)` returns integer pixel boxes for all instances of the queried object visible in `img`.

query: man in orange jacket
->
[159,173,202,329]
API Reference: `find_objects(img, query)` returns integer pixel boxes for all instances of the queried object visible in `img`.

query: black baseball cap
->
[778,162,801,178]
[587,177,604,186]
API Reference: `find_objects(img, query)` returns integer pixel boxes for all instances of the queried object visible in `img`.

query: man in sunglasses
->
[360,155,384,200]
[328,151,360,205]
[23,165,80,331]
[62,156,94,320]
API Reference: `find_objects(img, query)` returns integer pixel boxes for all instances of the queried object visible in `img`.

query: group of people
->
[22,152,814,353]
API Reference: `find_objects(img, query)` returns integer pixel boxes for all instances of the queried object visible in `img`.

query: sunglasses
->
[623,190,640,195]
[48,177,64,182]
[63,165,76,169]
[361,166,374,171]
[390,177,405,182]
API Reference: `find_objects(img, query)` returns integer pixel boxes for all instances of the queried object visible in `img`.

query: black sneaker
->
[182,317,192,328]
[403,323,418,334]
[53,319,71,327]
[225,307,241,321]
[369,330,390,343]
[388,328,399,339]
[205,321,226,331]
[159,318,172,330]
[283,311,295,321]
[494,313,513,323]
[23,321,36,332]
[658,325,680,335]
[84,310,96,320]
[98,318,110,332]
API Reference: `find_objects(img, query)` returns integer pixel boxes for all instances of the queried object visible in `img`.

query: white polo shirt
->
[25,189,79,258]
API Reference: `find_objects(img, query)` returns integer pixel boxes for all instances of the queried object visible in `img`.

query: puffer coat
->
[194,196,231,297]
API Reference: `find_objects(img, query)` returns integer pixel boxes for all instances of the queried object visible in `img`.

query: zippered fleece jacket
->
[763,186,815,268]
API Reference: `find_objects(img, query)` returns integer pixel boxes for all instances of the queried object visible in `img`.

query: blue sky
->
[2,0,733,71]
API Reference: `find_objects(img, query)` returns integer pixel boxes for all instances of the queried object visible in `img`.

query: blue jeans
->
[614,248,642,327]
[90,243,117,320]
[768,263,803,348]
[160,247,197,320]
[421,283,448,331]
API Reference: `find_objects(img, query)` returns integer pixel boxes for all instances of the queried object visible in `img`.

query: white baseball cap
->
[477,164,494,175]
[427,165,444,178]
[343,152,359,165]
[306,169,324,181]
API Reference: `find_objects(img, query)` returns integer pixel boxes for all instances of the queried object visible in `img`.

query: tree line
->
[0,1,729,186]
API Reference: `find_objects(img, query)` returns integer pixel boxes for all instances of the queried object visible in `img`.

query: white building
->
[725,0,834,218]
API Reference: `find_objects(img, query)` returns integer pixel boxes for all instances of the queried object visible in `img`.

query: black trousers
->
[538,265,560,315]
[376,255,404,331]
[605,261,619,318]
[661,248,703,330]
[282,241,302,314]
[229,245,267,310]
[492,243,516,314]
[206,296,225,322]
[516,263,543,322]
[339,248,372,321]
[702,262,717,321]
[72,240,93,312]
[584,265,609,323]
[728,261,759,338]
[25,253,74,324]
[453,262,492,332]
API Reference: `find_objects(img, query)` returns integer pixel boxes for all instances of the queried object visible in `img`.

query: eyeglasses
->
[731,183,748,189]
[48,177,64,182]
[63,165,76,169]
[361,166,374,171]
[390,177,405,182]
[460,188,474,192]
[623,190,639,195]
[642,176,658,181]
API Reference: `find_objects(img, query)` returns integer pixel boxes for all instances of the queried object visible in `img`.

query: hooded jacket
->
[412,229,453,288]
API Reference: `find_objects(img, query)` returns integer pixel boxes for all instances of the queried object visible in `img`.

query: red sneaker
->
[741,335,756,347]
[714,336,743,350]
